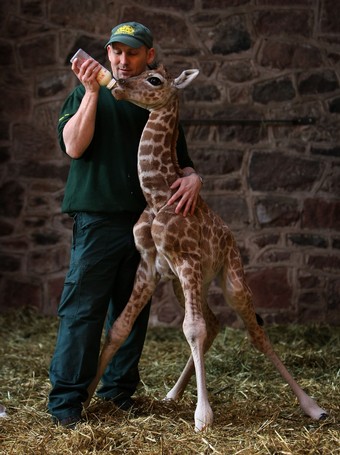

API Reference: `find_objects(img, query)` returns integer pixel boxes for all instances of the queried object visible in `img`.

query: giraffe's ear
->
[173,69,199,89]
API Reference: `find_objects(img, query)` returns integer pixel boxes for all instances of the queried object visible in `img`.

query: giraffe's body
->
[85,66,327,431]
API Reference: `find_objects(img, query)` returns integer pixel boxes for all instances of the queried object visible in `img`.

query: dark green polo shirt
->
[58,85,193,214]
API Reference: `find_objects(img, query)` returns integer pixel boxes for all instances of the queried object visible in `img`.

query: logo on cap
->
[114,25,135,36]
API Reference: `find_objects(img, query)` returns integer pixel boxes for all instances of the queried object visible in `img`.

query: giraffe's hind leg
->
[85,209,158,408]
[84,256,160,408]
[220,249,328,420]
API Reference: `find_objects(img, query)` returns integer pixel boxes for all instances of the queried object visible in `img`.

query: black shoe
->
[112,396,135,411]
[52,414,81,429]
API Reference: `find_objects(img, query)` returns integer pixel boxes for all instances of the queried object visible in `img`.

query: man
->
[48,21,202,428]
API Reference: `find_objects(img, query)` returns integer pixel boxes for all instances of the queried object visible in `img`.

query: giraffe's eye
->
[147,77,163,86]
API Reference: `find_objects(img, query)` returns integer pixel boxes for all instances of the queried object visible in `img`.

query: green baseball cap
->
[105,22,153,49]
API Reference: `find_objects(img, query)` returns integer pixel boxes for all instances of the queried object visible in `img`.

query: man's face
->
[107,42,155,80]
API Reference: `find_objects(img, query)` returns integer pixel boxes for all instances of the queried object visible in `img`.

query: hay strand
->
[0,308,339,454]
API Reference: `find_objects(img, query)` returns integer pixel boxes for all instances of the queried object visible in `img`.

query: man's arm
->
[63,58,103,159]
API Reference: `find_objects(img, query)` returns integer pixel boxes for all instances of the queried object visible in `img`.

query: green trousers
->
[48,212,151,421]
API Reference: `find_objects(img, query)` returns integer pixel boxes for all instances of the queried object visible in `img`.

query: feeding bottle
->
[70,49,116,89]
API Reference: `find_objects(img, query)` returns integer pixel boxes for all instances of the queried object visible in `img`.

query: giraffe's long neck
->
[138,96,181,213]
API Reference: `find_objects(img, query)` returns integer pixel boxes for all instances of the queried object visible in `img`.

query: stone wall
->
[0,0,339,326]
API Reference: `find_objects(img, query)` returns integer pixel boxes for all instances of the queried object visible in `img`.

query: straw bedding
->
[0,308,339,454]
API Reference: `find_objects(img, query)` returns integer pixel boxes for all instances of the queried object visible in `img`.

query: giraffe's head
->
[111,65,199,110]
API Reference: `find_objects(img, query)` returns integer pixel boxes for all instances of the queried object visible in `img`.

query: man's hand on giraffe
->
[167,171,202,217]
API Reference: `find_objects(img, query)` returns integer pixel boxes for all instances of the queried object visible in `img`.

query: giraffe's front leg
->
[182,308,213,431]
[166,282,219,404]
[174,256,213,431]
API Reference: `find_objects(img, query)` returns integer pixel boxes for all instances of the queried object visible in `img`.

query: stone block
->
[0,181,25,218]
[32,230,61,246]
[0,89,31,121]
[326,277,340,311]
[253,78,295,104]
[0,146,10,164]
[311,146,340,158]
[0,253,21,272]
[249,152,321,191]
[329,97,340,113]
[149,281,184,327]
[246,267,293,310]
[238,244,250,265]
[332,238,340,249]
[202,176,241,192]
[207,291,240,327]
[260,41,294,69]
[257,249,291,264]
[31,181,63,193]
[204,195,249,228]
[287,233,328,248]
[0,41,15,65]
[0,122,10,141]
[123,7,195,50]
[0,219,14,236]
[36,72,70,98]
[255,196,299,227]
[302,198,340,230]
[291,44,323,68]
[27,195,51,216]
[211,16,251,55]
[260,41,322,69]
[182,124,211,142]
[28,245,70,274]
[218,123,266,144]
[298,272,321,289]
[257,0,314,6]
[297,301,326,324]
[321,0,340,33]
[45,276,64,315]
[183,83,221,102]
[192,148,243,175]
[21,0,45,17]
[307,254,340,273]
[139,0,195,11]
[298,70,339,95]
[229,86,252,105]
[13,124,56,160]
[23,217,46,228]
[0,236,29,252]
[51,1,112,34]
[6,14,49,39]
[18,34,58,69]
[1,278,42,311]
[252,233,280,249]
[254,10,312,37]
[298,291,323,308]
[9,161,69,181]
[220,60,256,82]
[202,0,250,7]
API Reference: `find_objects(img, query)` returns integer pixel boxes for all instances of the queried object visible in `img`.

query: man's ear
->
[146,47,156,66]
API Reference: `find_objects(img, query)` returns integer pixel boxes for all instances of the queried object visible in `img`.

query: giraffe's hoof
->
[319,412,328,420]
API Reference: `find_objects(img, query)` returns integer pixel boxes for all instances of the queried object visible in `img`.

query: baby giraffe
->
[85,66,327,431]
